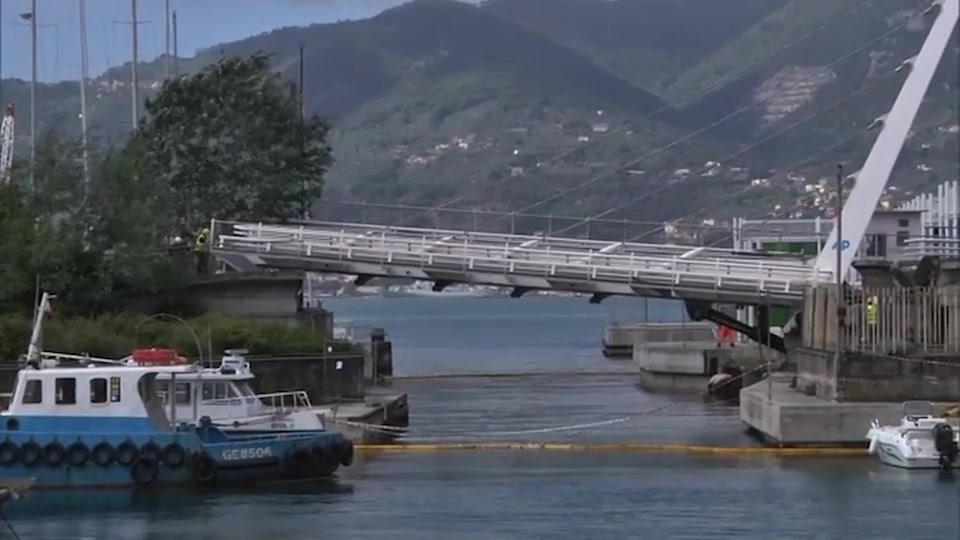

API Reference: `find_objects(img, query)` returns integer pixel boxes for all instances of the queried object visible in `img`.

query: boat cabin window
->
[90,378,108,404]
[55,378,77,405]
[236,381,257,398]
[157,382,192,405]
[22,379,42,404]
[202,382,237,401]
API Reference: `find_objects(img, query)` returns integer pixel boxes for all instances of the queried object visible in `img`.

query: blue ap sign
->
[831,239,851,251]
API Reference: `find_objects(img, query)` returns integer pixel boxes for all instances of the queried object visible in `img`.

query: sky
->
[0,0,433,82]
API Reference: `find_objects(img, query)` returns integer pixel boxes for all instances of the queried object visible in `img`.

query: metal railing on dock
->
[805,285,960,355]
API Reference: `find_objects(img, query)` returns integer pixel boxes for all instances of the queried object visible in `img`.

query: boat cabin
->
[149,350,314,427]
[3,363,201,433]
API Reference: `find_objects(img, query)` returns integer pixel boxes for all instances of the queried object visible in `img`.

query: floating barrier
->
[355,442,867,457]
[388,371,634,380]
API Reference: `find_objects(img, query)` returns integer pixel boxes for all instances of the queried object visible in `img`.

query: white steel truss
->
[210,220,832,306]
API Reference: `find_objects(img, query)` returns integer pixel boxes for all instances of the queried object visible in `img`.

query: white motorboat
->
[866,401,960,470]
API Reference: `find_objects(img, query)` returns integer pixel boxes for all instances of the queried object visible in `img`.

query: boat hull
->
[873,441,960,470]
[0,429,353,489]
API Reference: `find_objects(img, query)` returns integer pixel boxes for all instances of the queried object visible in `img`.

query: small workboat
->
[0,293,354,489]
[39,348,393,443]
[866,401,960,470]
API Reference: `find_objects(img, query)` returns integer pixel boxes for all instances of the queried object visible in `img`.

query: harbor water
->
[7,297,959,539]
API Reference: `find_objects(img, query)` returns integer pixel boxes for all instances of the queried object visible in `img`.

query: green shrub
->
[0,313,358,362]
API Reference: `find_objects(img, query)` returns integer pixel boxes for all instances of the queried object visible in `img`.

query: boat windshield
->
[903,430,934,441]
[235,381,258,398]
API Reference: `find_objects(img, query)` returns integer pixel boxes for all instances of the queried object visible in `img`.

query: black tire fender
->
[190,452,218,485]
[116,441,139,467]
[91,442,116,467]
[66,441,91,467]
[162,443,187,469]
[0,440,20,466]
[42,442,66,467]
[20,441,41,467]
[130,456,160,486]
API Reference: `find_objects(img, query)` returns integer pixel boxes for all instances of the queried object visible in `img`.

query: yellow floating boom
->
[356,442,867,457]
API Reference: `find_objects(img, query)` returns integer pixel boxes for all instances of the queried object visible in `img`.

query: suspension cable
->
[549,63,903,237]
[499,18,910,220]
[325,0,881,230]
[623,114,956,245]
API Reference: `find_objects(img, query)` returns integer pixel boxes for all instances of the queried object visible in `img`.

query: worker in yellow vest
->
[866,296,878,326]
[194,227,211,275]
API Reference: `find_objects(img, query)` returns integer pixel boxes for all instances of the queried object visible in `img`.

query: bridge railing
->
[210,219,834,303]
[310,200,734,246]
[218,221,825,270]
[902,237,960,259]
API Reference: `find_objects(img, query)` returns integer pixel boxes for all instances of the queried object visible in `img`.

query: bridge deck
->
[210,220,832,305]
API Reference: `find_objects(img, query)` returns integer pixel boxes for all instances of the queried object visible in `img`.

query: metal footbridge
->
[210,220,830,305]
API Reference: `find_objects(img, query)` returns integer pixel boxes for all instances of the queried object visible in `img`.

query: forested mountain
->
[2,0,957,230]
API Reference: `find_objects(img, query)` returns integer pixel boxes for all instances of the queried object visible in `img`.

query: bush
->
[0,313,357,362]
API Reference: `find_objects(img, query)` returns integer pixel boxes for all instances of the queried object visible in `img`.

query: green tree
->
[0,133,178,315]
[135,52,333,230]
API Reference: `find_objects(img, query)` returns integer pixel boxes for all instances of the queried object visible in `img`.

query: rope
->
[320,0,880,231]
[328,403,672,439]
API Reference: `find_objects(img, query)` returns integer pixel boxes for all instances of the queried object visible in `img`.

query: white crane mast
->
[0,104,14,185]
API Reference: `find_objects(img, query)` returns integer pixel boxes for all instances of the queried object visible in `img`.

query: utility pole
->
[298,44,306,220]
[29,1,37,191]
[131,0,140,127]
[18,6,55,190]
[164,0,171,79]
[1,6,4,108]
[172,10,179,77]
[79,0,91,189]
[834,164,844,401]
[115,1,150,128]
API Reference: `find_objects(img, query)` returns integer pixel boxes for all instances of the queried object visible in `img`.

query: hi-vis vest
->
[866,299,878,325]
[194,230,209,253]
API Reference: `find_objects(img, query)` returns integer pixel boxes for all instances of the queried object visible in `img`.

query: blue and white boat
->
[0,293,354,489]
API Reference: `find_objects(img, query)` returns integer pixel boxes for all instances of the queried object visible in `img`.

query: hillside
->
[1,0,957,232]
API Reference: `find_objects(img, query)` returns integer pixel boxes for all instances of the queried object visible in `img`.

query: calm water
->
[7,297,960,539]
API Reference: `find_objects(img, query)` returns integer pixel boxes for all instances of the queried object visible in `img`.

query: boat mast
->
[130,0,140,128]
[78,0,91,189]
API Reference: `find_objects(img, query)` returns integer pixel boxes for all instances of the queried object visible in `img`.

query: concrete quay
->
[602,321,714,358]
[636,341,771,394]
[741,283,960,446]
[740,375,904,447]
